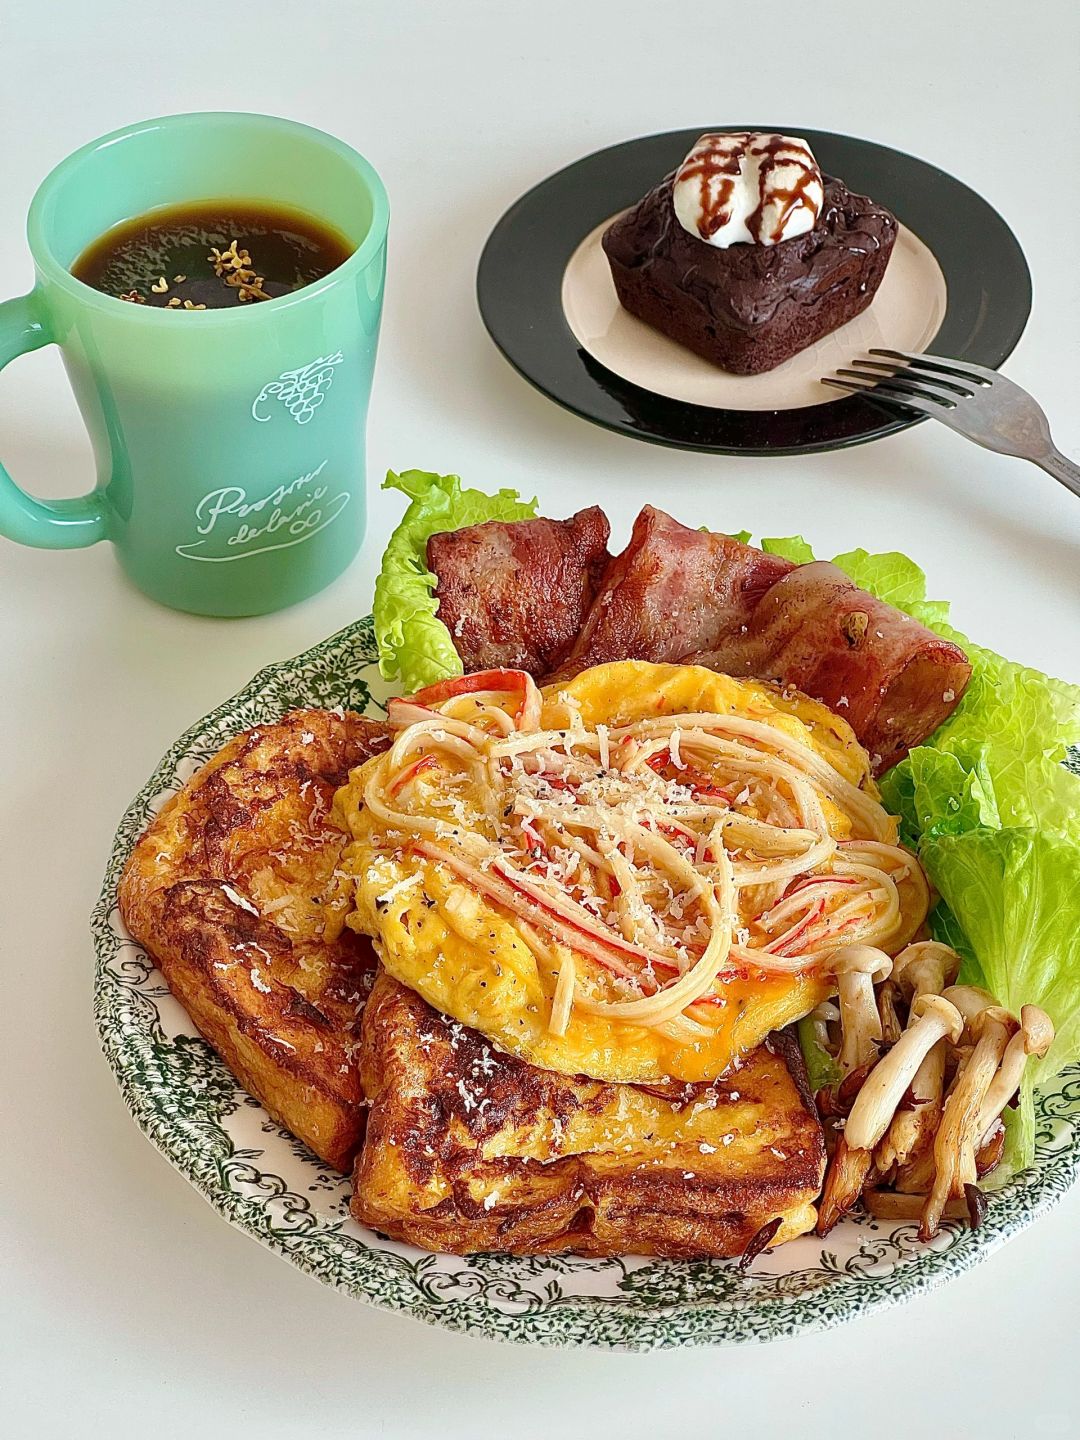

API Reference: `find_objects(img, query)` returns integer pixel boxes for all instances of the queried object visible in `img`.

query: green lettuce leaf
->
[830,547,951,627]
[921,828,1080,1168]
[925,900,978,974]
[374,469,536,694]
[910,643,1080,841]
[879,744,1000,847]
[761,534,816,564]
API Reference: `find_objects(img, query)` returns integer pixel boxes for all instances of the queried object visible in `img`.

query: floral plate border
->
[92,616,1080,1349]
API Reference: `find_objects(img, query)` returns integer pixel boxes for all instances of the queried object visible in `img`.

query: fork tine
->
[849,359,975,398]
[820,377,941,417]
[867,349,996,386]
[863,376,959,409]
[833,369,957,406]
[820,377,876,396]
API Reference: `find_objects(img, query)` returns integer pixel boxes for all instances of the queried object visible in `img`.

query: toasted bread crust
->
[354,973,825,1257]
[118,709,391,1170]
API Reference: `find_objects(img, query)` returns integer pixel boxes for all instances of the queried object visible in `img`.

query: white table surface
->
[2,1,1078,1435]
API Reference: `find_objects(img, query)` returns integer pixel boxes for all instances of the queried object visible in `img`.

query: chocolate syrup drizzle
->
[677,132,823,243]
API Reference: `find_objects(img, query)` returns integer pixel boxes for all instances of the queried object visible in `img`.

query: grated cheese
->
[668,728,685,770]
[375,872,423,907]
[221,884,259,915]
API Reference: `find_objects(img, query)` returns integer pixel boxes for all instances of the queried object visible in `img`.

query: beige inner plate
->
[561,213,948,412]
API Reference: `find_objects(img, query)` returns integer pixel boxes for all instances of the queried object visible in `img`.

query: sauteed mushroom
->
[815,946,894,1234]
[832,945,893,1073]
[865,1185,988,1229]
[816,1137,874,1236]
[845,994,964,1152]
[877,979,904,1047]
[892,985,1007,1198]
[921,1005,1016,1239]
[879,943,962,1170]
[940,983,997,1026]
[809,936,1048,1243]
[807,998,840,1057]
[977,1004,1054,1142]
[892,941,961,1000]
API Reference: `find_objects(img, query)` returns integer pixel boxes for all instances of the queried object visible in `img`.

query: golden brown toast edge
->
[117,709,390,1170]
[354,972,825,1257]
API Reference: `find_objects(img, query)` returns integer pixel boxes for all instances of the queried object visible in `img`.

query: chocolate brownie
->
[602,174,897,375]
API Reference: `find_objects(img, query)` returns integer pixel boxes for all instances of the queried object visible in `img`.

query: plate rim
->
[476,125,1033,456]
[92,616,1080,1349]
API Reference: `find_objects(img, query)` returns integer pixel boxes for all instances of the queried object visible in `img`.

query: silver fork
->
[823,350,1080,500]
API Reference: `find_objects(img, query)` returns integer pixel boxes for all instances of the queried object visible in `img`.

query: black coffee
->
[71,200,354,309]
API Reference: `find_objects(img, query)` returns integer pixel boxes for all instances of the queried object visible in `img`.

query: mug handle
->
[0,291,108,548]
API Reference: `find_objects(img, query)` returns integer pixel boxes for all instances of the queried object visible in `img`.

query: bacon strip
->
[556,505,793,674]
[691,561,972,772]
[428,506,610,676]
[427,504,969,772]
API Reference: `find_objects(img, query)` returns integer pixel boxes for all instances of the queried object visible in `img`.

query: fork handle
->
[1035,447,1080,499]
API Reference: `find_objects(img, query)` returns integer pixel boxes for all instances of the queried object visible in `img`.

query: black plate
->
[476,127,1032,455]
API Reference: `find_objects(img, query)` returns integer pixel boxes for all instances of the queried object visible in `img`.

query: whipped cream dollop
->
[672,132,824,248]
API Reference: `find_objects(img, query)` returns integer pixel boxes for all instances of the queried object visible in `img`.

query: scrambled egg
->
[333,662,880,1085]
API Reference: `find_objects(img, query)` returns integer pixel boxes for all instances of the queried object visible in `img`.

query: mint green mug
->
[0,112,389,615]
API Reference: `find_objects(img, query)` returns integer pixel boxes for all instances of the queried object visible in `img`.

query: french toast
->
[118,709,392,1170]
[120,706,827,1254]
[355,970,826,1257]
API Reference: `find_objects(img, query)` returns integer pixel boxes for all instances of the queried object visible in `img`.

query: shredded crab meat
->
[362,673,928,1035]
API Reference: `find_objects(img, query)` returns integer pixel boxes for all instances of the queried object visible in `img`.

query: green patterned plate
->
[93,617,1080,1348]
